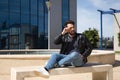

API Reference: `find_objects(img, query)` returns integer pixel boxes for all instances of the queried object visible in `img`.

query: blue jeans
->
[45,51,84,70]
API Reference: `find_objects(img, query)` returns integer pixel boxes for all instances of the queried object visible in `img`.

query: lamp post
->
[46,1,51,49]
[97,10,103,50]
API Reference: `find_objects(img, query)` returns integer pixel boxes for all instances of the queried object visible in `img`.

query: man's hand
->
[61,27,69,35]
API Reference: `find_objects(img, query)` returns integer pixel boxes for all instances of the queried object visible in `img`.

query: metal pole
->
[100,12,103,49]
[48,8,50,49]
[97,10,103,49]
[46,1,51,49]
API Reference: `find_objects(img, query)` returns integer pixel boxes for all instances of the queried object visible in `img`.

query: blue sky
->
[77,0,120,37]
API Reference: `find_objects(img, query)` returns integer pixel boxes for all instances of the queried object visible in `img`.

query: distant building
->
[0,0,77,49]
[114,13,120,51]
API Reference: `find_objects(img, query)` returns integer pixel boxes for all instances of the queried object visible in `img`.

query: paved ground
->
[113,54,120,80]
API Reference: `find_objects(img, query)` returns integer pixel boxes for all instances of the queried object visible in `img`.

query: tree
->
[83,28,99,48]
[118,32,120,46]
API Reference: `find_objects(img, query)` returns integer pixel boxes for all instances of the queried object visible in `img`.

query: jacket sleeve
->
[82,35,93,58]
[54,34,63,45]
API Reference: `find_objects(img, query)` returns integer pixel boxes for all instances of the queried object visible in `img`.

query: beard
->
[69,31,76,36]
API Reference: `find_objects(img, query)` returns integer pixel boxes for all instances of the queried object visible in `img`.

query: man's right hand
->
[61,27,68,35]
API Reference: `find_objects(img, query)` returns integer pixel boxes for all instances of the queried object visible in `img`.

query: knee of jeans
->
[51,53,59,57]
[70,52,79,57]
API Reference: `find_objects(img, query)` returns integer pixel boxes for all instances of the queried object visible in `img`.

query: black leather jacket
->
[54,33,93,63]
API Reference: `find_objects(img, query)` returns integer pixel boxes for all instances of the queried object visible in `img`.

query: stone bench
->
[11,63,113,80]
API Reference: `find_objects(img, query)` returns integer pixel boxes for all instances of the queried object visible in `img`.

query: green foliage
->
[83,28,99,48]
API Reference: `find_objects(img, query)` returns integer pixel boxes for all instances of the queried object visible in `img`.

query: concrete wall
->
[70,0,77,25]
[50,0,62,49]
[50,0,77,49]
[114,13,120,51]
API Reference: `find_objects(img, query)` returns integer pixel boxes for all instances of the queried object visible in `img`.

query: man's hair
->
[64,20,75,27]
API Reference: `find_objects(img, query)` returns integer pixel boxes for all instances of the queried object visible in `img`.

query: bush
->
[118,32,120,46]
[83,28,99,48]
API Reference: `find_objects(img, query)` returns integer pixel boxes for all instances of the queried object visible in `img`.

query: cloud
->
[77,8,99,33]
[89,0,120,10]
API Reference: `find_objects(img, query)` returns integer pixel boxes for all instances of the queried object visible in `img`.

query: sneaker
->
[34,67,49,78]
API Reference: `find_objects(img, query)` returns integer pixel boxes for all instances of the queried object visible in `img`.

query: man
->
[35,20,92,77]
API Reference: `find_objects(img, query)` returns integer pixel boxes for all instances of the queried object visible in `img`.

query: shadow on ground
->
[113,60,120,67]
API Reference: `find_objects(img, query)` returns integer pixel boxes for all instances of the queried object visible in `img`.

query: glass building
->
[0,0,76,49]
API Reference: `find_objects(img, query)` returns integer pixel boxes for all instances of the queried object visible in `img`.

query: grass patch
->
[115,51,120,54]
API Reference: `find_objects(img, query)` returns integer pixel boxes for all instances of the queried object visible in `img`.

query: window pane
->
[9,0,20,13]
[62,0,69,27]
[0,0,8,12]
[21,0,29,14]
[10,13,20,25]
[21,14,30,24]
[0,12,9,29]
[31,0,37,15]
[21,0,30,24]
[36,0,48,49]
[0,0,9,49]
[0,0,9,28]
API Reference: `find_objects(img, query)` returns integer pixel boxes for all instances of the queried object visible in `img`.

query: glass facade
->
[0,0,70,49]
[62,0,69,28]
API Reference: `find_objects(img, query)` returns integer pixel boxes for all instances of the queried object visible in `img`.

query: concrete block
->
[11,64,113,80]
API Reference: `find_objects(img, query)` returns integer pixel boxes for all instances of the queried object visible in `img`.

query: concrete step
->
[0,74,92,80]
[25,73,92,80]
[0,75,10,80]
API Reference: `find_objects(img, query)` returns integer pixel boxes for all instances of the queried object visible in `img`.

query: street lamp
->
[46,1,51,49]
[97,10,103,49]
